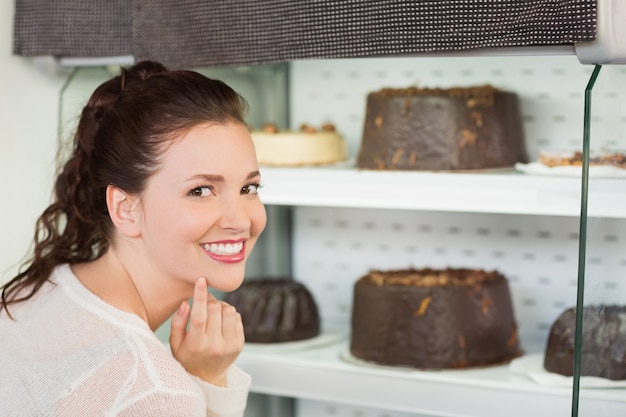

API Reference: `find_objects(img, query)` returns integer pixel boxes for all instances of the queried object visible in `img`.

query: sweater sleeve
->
[190,365,251,417]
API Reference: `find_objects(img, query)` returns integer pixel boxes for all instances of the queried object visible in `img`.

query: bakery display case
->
[240,55,626,417]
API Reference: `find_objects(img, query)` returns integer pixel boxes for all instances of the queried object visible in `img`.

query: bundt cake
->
[223,278,321,343]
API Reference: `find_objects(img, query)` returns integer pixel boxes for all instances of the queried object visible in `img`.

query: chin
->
[208,272,246,292]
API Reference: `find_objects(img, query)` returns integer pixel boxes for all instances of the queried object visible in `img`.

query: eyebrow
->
[247,170,261,180]
[188,170,261,183]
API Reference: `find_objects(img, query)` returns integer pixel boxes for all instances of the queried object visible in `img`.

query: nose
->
[216,195,255,232]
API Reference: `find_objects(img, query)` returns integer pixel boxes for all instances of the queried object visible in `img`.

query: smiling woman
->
[0,61,266,416]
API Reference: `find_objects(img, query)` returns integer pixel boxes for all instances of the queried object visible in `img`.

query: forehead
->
[152,122,258,180]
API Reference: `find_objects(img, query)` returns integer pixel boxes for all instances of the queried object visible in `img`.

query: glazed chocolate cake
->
[223,278,321,343]
[350,268,522,369]
[356,85,527,171]
[544,305,626,380]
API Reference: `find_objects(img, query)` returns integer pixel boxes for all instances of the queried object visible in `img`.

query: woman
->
[0,61,267,416]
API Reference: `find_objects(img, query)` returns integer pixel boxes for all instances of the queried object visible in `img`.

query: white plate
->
[509,353,626,388]
[515,162,626,178]
[340,349,419,372]
[243,331,344,354]
[339,349,513,373]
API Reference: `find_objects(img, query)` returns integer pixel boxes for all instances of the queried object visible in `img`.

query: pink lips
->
[201,239,246,264]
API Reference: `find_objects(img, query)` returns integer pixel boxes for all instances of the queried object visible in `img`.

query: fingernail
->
[196,278,206,289]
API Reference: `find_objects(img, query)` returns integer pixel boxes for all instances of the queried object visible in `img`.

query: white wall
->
[0,2,68,283]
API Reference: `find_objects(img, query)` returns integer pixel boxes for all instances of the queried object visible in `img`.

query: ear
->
[106,185,142,238]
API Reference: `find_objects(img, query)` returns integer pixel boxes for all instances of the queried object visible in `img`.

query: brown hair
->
[1,61,248,316]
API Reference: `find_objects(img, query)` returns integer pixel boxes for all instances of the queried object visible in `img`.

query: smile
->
[200,241,244,255]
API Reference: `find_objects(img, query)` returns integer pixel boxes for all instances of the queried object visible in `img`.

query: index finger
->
[189,277,209,334]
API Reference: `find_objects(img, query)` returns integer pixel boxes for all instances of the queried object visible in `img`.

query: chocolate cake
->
[223,278,321,343]
[544,305,626,380]
[350,268,522,369]
[356,85,527,170]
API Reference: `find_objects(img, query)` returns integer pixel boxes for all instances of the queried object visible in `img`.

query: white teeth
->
[202,242,243,255]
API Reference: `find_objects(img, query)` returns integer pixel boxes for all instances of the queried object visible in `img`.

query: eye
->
[188,185,213,198]
[241,183,262,195]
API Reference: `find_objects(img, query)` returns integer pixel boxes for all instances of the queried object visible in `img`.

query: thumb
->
[169,301,190,352]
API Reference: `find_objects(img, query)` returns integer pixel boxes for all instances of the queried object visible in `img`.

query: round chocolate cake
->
[544,305,626,380]
[224,278,321,343]
[356,85,527,171]
[350,268,522,369]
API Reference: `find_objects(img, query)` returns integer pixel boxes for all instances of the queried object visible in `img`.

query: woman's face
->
[135,121,267,292]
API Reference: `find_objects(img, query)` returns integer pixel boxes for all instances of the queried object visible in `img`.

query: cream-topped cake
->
[251,123,348,166]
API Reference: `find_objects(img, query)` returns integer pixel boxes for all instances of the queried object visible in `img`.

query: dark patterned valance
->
[14,0,597,68]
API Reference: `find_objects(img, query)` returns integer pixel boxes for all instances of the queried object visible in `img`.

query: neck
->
[72,250,190,331]
[117,258,151,326]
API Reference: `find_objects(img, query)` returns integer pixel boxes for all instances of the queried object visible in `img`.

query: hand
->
[169,277,245,387]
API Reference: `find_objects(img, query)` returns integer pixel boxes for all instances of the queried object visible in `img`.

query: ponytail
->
[0,68,127,314]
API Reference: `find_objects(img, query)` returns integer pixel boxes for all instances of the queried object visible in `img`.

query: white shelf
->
[259,164,626,218]
[236,338,626,417]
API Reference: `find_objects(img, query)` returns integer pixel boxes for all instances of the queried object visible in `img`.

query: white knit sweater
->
[0,264,250,417]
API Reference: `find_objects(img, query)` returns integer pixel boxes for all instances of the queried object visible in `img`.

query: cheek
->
[150,204,214,243]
